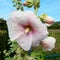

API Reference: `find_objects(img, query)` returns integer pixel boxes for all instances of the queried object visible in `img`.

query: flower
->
[41,37,56,51]
[7,11,49,51]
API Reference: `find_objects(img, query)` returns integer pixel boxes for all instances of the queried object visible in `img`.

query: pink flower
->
[7,11,49,51]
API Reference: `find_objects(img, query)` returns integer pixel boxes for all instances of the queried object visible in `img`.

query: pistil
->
[25,28,30,33]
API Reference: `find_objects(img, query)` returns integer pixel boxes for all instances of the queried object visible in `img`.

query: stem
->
[34,7,38,15]
[28,47,32,56]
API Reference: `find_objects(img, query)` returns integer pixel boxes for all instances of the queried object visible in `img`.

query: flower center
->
[22,22,35,34]
[25,28,31,33]
[22,24,33,34]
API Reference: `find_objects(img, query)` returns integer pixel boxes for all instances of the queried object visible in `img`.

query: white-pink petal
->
[16,33,32,51]
[45,23,52,27]
[7,19,24,41]
[45,16,54,22]
[44,16,54,26]
[42,37,56,51]
[10,11,27,25]
[25,12,49,46]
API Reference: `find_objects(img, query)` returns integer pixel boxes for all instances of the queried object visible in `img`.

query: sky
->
[0,0,60,22]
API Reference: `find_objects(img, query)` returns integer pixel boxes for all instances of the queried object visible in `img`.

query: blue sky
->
[0,0,60,22]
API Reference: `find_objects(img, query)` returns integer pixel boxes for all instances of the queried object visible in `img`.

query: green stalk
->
[34,7,38,15]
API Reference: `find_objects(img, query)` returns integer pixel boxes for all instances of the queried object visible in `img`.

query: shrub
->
[0,19,9,60]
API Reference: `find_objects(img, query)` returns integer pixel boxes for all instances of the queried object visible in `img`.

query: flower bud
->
[23,1,27,6]
[45,16,54,24]
[41,37,56,51]
[40,14,54,26]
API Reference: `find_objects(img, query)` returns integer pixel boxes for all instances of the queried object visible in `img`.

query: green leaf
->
[31,50,44,60]
[26,0,33,3]
[15,47,22,54]
[5,57,13,60]
[3,50,7,54]
[16,55,22,60]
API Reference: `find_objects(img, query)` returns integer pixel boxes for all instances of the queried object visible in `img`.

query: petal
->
[25,12,49,46]
[45,23,52,27]
[42,37,56,51]
[7,19,24,41]
[32,39,40,46]
[10,11,31,26]
[26,11,49,36]
[16,33,32,51]
[32,32,48,47]
[31,21,48,46]
[37,22,49,36]
[45,16,54,22]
